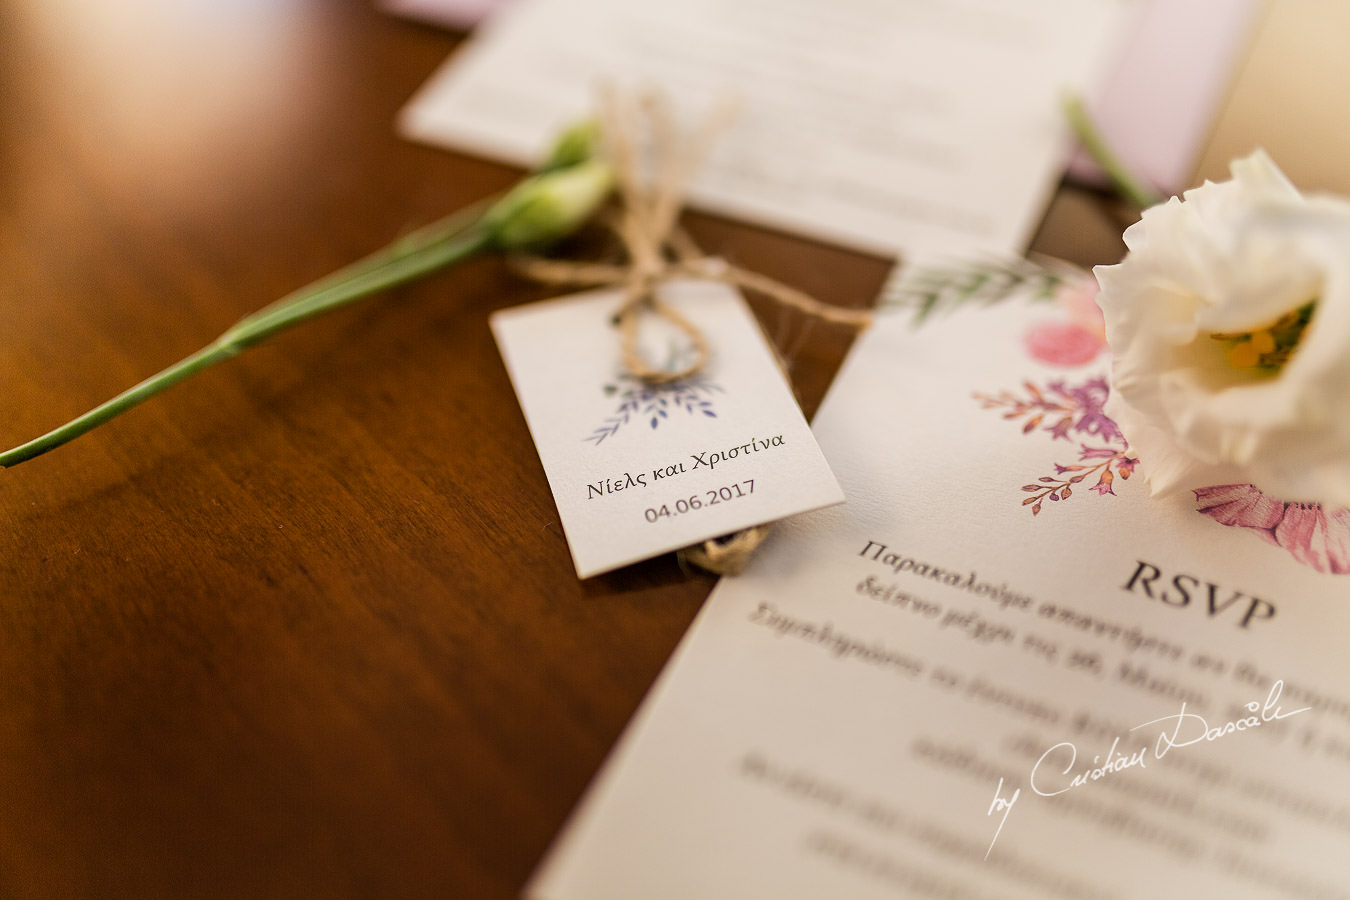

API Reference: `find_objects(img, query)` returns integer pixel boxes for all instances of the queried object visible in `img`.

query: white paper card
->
[401,0,1134,257]
[491,279,844,578]
[528,293,1350,897]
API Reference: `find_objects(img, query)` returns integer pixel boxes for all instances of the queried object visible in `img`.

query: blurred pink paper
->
[1068,0,1266,195]
[381,0,509,31]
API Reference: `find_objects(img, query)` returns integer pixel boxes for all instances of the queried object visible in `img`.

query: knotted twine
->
[512,94,875,574]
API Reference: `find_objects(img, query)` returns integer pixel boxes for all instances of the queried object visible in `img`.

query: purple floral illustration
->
[902,255,1350,573]
[974,377,1135,515]
[1194,484,1350,575]
[584,374,722,445]
[915,257,1346,574]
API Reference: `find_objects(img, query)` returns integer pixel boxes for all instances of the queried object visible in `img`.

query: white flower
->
[1094,150,1350,508]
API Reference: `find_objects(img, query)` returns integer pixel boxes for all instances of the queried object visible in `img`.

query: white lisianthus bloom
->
[1094,150,1350,508]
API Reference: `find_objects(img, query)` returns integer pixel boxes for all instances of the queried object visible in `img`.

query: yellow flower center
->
[1211,301,1315,372]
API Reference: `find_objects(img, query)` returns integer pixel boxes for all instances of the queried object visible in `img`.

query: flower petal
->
[1193,483,1284,546]
[1095,151,1350,508]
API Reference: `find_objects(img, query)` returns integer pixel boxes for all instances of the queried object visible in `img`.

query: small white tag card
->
[490,278,844,578]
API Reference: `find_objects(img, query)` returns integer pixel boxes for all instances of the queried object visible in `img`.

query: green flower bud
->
[485,159,613,250]
[537,119,603,172]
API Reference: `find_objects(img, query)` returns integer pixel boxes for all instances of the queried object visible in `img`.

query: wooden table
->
[2,2,1345,897]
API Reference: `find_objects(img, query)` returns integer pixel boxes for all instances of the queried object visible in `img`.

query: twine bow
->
[512,93,875,574]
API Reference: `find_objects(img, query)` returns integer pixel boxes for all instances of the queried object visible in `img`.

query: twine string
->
[510,93,876,574]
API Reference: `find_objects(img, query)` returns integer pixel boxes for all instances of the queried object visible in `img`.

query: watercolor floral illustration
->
[974,376,1137,515]
[1021,270,1108,368]
[1195,485,1350,575]
[951,259,1349,574]
[584,374,722,445]
[971,267,1136,515]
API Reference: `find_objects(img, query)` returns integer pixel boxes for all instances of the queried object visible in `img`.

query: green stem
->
[0,210,495,469]
[1063,94,1164,211]
[225,221,492,347]
[225,198,494,345]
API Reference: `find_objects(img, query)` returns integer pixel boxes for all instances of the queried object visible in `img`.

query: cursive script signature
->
[984,680,1310,859]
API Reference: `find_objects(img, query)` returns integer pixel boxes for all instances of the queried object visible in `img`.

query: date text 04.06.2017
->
[644,480,755,523]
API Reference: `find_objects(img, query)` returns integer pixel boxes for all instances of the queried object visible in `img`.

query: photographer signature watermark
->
[984,680,1310,859]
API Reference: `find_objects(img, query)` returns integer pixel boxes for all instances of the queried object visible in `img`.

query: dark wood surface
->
[1,2,1343,898]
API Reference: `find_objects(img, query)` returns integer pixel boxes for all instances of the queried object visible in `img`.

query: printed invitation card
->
[528,290,1350,898]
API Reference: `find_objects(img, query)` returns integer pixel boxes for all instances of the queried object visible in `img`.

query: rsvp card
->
[528,292,1350,897]
[491,279,843,578]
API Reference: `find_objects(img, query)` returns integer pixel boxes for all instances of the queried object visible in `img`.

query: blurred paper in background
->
[1066,0,1265,194]
[398,0,1130,259]
[391,0,1266,203]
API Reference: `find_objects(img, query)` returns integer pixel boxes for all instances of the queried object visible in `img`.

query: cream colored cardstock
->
[528,296,1350,898]
[490,279,844,578]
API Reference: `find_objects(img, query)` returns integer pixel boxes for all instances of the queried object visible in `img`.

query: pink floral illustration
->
[1024,321,1105,367]
[1023,272,1108,367]
[1194,484,1350,575]
[936,257,1346,574]
[974,376,1136,515]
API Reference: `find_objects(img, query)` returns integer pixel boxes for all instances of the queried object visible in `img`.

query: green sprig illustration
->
[882,256,1082,324]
